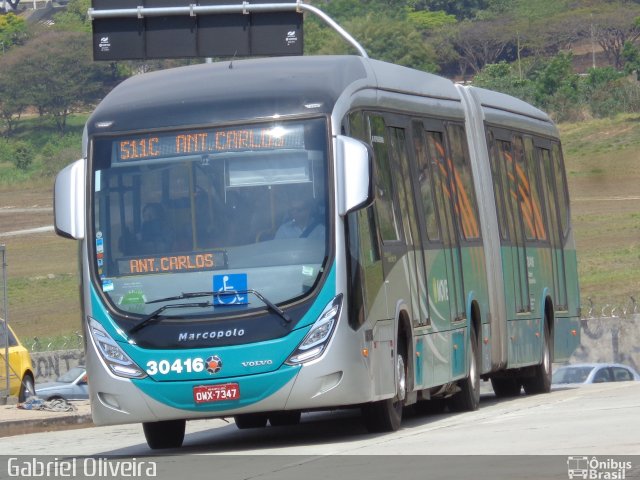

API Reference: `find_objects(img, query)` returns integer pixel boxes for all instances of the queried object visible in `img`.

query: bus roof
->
[87,55,460,135]
[87,55,552,136]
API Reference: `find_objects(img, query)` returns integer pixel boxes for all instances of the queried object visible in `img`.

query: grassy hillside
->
[560,114,640,307]
[0,114,638,344]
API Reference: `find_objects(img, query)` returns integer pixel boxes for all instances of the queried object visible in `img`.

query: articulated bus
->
[54,3,580,449]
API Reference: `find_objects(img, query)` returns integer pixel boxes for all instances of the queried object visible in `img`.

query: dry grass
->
[561,114,640,306]
[0,185,81,339]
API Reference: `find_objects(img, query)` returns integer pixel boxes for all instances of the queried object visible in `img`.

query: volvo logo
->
[241,360,273,367]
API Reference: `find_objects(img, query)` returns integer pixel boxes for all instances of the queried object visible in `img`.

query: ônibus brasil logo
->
[567,456,632,480]
[206,355,222,375]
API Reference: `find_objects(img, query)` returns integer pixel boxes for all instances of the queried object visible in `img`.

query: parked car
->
[36,366,89,401]
[0,319,35,401]
[552,363,640,386]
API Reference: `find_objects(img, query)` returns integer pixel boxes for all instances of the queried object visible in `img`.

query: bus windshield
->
[91,118,329,317]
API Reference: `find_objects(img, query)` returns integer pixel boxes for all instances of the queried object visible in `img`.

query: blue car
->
[35,366,89,401]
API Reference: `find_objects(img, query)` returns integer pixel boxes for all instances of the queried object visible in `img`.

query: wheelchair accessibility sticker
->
[213,274,248,305]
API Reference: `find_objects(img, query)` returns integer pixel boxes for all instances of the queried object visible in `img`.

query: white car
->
[552,363,640,386]
[35,366,89,401]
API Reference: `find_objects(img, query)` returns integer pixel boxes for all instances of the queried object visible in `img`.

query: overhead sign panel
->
[90,0,303,60]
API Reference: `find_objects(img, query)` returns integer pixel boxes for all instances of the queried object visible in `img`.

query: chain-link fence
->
[573,297,640,372]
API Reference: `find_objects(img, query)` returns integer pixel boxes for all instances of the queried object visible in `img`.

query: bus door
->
[537,141,569,310]
[386,118,430,328]
[414,119,466,384]
[367,113,407,396]
[423,124,465,325]
[367,115,407,312]
[493,132,531,314]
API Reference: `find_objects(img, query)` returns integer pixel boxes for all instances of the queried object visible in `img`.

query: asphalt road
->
[0,382,638,457]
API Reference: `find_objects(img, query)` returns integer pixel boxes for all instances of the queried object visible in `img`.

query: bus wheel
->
[449,327,480,412]
[269,411,301,427]
[490,377,521,397]
[362,342,406,433]
[522,322,552,394]
[234,413,268,429]
[142,419,185,449]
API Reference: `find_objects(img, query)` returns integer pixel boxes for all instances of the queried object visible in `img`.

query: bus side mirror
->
[54,159,86,240]
[335,135,373,216]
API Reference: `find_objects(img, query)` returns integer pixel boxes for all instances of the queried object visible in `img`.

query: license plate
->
[193,383,240,404]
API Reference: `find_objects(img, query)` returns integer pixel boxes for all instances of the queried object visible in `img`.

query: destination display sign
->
[114,125,305,162]
[91,0,303,60]
[118,251,223,276]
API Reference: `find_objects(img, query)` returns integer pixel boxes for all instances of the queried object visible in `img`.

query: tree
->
[448,18,515,76]
[407,9,457,30]
[0,50,29,136]
[622,40,640,77]
[472,61,537,104]
[409,0,489,20]
[53,0,92,33]
[0,12,28,52]
[592,6,640,70]
[312,13,438,72]
[7,31,109,134]
[311,0,411,22]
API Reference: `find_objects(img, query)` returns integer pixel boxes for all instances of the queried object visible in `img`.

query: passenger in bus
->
[274,198,324,240]
[140,202,173,253]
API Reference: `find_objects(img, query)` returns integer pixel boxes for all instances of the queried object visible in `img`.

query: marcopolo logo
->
[178,328,245,342]
[567,456,632,480]
[205,355,223,375]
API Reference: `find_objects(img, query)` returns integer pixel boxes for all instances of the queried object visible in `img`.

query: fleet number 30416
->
[146,358,206,375]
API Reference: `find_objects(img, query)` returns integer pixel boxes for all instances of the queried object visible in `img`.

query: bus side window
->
[513,135,537,242]
[425,130,456,246]
[368,114,401,243]
[445,123,480,241]
[348,110,368,142]
[523,136,547,241]
[488,133,511,242]
[411,121,440,242]
[552,143,571,239]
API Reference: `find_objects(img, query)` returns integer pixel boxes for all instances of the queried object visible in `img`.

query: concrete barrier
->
[30,350,85,382]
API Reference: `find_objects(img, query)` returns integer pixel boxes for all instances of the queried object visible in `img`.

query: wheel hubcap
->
[397,354,406,402]
[469,347,478,390]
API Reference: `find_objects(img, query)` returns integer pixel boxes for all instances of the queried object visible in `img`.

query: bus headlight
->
[286,294,342,365]
[88,317,147,379]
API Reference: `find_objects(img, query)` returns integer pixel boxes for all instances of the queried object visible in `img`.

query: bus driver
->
[274,198,324,240]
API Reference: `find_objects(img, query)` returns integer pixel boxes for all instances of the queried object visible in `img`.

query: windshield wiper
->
[129,301,214,334]
[143,289,292,324]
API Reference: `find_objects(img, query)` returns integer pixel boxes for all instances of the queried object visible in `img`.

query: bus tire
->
[522,322,552,394]
[449,327,480,412]
[234,413,268,429]
[269,411,301,427]
[142,419,185,449]
[490,377,521,397]
[362,337,406,433]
